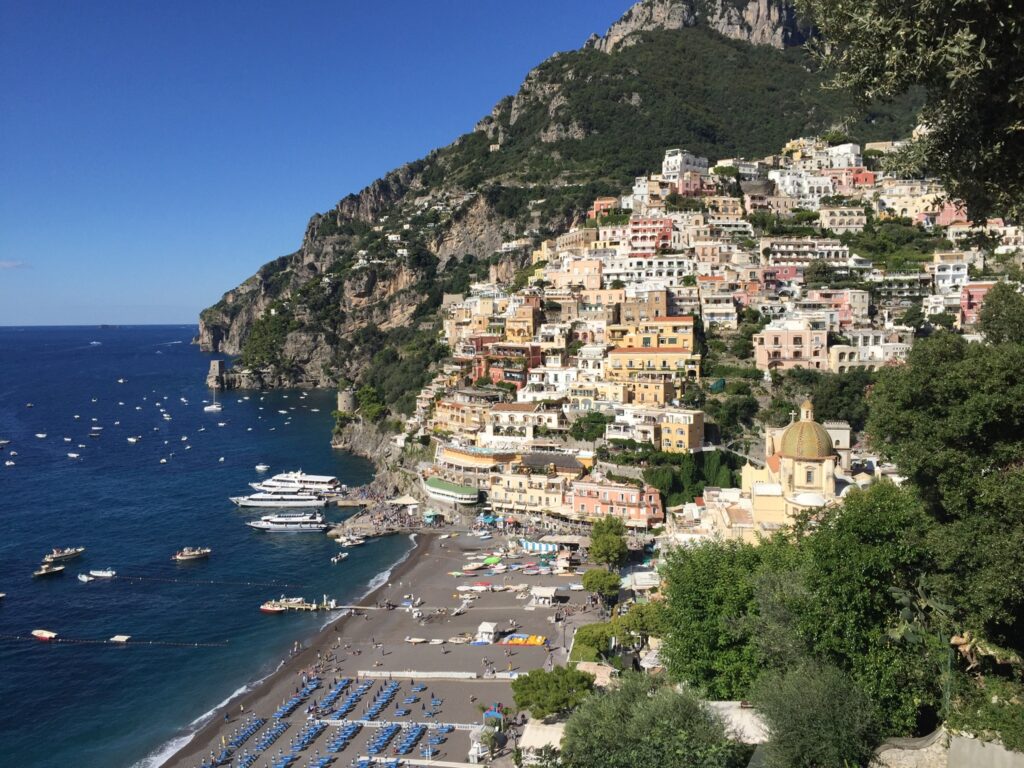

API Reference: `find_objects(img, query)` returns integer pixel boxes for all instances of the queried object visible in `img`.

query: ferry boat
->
[246,512,330,532]
[230,492,327,508]
[89,569,116,578]
[172,546,212,562]
[250,470,341,495]
[33,564,65,578]
[43,547,85,564]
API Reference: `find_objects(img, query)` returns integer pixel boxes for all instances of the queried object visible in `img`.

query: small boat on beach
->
[31,629,58,641]
[43,547,85,564]
[172,546,211,562]
[89,569,116,578]
[78,573,94,583]
[33,564,65,578]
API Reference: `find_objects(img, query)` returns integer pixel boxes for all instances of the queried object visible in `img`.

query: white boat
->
[78,573,94,583]
[231,492,327,508]
[250,470,341,495]
[35,433,47,439]
[32,629,58,641]
[331,552,349,563]
[203,391,223,413]
[117,378,125,383]
[67,453,80,459]
[4,461,13,467]
[337,536,366,547]
[44,547,85,563]
[63,437,71,442]
[246,511,330,532]
[255,463,270,472]
[127,436,140,444]
[89,569,116,578]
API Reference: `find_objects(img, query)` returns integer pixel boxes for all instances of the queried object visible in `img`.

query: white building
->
[662,148,709,183]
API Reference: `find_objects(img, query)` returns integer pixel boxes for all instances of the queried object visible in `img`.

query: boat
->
[337,535,366,547]
[67,453,80,459]
[127,436,140,444]
[255,463,270,472]
[331,552,349,564]
[230,492,327,508]
[246,511,330,532]
[172,546,211,562]
[63,437,71,442]
[203,391,223,413]
[250,470,341,495]
[78,573,94,583]
[31,629,58,641]
[43,547,85,563]
[117,378,125,384]
[4,461,14,467]
[33,564,65,578]
[89,569,116,578]
[35,433,47,439]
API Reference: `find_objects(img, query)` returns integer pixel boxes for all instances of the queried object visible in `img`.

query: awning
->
[519,538,558,553]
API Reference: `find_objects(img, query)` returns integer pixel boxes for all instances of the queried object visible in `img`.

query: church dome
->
[778,400,835,460]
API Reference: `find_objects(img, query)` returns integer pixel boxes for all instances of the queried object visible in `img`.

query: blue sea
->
[0,326,412,767]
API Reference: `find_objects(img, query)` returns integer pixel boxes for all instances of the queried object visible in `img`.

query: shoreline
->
[154,531,431,768]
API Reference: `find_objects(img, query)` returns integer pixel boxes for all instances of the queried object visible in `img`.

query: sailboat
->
[203,390,223,413]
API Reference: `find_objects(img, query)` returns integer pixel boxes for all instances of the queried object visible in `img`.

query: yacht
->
[172,546,211,562]
[230,492,327,508]
[43,547,85,564]
[246,511,330,532]
[203,391,223,413]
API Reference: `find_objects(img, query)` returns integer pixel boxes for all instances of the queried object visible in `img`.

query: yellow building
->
[741,400,841,526]
[606,346,701,383]
[626,378,676,406]
[488,469,571,518]
[660,409,704,453]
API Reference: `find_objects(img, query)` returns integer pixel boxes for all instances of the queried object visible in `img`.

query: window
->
[805,469,814,484]
[793,336,803,346]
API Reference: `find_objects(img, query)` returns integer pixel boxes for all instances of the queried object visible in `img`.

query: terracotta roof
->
[766,453,781,473]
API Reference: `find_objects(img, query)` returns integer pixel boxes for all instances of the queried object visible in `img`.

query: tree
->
[581,569,621,606]
[568,412,612,442]
[978,282,1024,344]
[797,0,1024,220]
[561,673,747,768]
[589,517,628,570]
[511,666,595,720]
[618,601,669,649]
[661,539,764,698]
[753,662,881,768]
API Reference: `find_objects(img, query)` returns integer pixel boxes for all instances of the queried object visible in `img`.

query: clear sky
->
[0,0,630,326]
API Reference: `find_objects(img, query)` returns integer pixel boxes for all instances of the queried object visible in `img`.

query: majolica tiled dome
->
[779,400,834,460]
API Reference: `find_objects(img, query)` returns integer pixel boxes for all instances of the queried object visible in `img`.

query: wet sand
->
[164,532,599,768]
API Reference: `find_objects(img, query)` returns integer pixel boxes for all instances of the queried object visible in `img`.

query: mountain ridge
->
[197,1,919,407]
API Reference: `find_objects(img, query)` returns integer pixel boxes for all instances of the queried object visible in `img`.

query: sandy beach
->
[164,530,600,768]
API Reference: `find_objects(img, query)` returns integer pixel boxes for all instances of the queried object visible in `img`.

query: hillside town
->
[372,134,1024,545]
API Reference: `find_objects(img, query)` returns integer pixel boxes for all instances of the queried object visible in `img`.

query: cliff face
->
[585,0,806,52]
[197,0,916,398]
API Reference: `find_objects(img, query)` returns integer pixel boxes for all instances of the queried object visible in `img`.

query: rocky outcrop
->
[585,0,805,52]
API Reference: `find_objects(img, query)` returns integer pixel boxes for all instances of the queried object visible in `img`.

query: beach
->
[163,530,600,768]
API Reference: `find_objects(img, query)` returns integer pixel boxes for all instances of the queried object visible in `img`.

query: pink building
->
[567,477,664,528]
[753,319,828,371]
[588,196,619,219]
[804,288,870,328]
[960,282,997,327]
[629,216,674,253]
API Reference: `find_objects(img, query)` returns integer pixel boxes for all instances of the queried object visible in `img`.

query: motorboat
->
[255,463,270,472]
[331,552,349,564]
[35,433,46,439]
[31,629,58,641]
[172,546,211,562]
[127,436,140,444]
[246,512,330,532]
[33,564,65,578]
[230,492,327,508]
[4,461,14,467]
[89,569,116,578]
[251,470,341,495]
[336,535,366,547]
[43,547,85,564]
[67,453,80,459]
[78,573,94,583]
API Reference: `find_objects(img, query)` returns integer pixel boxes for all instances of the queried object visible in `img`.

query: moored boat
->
[255,463,270,472]
[172,546,211,562]
[43,547,85,564]
[78,573,94,583]
[33,564,65,578]
[31,629,58,641]
[230,492,327,508]
[246,511,330,532]
[88,569,116,578]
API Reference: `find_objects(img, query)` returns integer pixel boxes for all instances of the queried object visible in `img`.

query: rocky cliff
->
[585,0,806,53]
[197,0,918,408]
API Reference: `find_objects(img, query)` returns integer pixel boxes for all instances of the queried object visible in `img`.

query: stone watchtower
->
[206,360,225,390]
[337,388,356,413]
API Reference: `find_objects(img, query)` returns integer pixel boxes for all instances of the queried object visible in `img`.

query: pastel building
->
[753,319,828,371]
[567,476,665,528]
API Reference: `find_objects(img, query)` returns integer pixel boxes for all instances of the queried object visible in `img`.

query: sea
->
[0,325,414,768]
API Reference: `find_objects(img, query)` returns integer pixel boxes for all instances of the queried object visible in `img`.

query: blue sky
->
[0,0,629,325]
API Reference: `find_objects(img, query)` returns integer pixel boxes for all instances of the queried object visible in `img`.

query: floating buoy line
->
[0,633,227,648]
[112,574,308,589]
